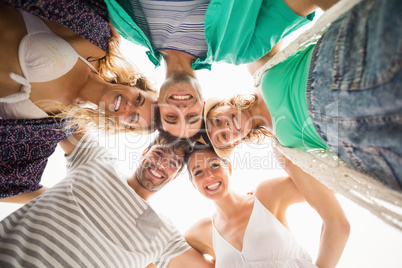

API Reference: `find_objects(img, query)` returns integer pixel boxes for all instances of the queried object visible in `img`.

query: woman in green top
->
[202,0,402,192]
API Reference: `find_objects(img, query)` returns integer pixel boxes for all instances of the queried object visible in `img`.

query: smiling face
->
[188,148,232,201]
[100,84,158,130]
[206,104,253,148]
[133,145,184,193]
[158,73,204,138]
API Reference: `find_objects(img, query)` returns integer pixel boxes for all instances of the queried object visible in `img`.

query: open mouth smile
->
[170,94,193,101]
[206,181,221,191]
[114,94,122,112]
[232,115,241,131]
[148,167,164,180]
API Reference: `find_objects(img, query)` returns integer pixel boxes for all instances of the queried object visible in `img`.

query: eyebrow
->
[163,118,177,125]
[209,158,220,163]
[192,165,200,172]
[188,117,201,125]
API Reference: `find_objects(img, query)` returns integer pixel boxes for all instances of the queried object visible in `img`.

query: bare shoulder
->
[184,217,212,239]
[184,217,214,258]
[254,176,305,215]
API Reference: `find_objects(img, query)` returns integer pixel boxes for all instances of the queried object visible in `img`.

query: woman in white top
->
[185,146,350,268]
[0,3,157,133]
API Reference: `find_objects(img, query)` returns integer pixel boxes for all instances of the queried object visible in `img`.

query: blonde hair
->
[207,93,272,145]
[56,38,157,135]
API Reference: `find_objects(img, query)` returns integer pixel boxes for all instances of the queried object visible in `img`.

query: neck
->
[127,176,153,201]
[161,50,197,79]
[250,88,273,132]
[213,191,245,219]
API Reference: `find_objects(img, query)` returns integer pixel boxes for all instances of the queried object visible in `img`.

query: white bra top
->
[0,9,97,119]
[212,197,317,268]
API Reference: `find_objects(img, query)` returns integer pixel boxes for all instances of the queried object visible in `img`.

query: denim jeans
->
[307,0,402,191]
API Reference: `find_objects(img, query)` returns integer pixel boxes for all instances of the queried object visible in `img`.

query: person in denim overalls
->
[203,0,402,192]
[307,0,402,190]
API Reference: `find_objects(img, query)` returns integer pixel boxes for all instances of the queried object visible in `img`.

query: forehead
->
[149,145,185,158]
[189,149,218,168]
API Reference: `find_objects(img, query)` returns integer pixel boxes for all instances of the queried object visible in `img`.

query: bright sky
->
[1,10,402,268]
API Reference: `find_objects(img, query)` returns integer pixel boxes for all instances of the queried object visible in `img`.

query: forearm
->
[0,187,49,204]
[315,218,350,268]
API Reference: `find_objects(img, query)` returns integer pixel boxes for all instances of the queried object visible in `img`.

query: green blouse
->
[261,45,329,151]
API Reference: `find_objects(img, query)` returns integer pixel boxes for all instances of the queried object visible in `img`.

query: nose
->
[176,102,187,109]
[205,169,214,179]
[123,101,137,115]
[157,157,169,170]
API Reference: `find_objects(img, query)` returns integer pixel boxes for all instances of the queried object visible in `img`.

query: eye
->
[222,133,227,141]
[170,160,177,168]
[188,114,199,124]
[166,114,177,121]
[130,113,139,123]
[215,117,221,124]
[136,94,142,104]
[194,170,203,176]
[154,150,163,156]
[211,162,220,169]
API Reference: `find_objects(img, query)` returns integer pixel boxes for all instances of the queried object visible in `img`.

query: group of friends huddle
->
[0,0,401,267]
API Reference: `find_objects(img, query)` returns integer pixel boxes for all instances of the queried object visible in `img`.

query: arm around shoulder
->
[247,40,283,76]
[184,217,215,260]
[167,248,214,268]
[254,176,305,227]
[58,129,86,156]
[274,149,350,268]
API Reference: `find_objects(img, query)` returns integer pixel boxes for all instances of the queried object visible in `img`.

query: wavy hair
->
[207,93,273,145]
[56,38,157,135]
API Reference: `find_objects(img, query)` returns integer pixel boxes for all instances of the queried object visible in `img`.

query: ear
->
[233,140,242,147]
[142,147,149,157]
[228,161,233,175]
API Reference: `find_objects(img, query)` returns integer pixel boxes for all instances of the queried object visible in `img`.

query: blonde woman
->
[0,3,157,132]
[0,2,157,203]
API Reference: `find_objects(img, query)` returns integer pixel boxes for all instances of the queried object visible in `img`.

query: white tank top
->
[212,197,317,268]
[0,9,97,119]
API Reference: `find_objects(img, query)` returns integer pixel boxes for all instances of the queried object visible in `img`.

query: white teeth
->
[150,168,162,178]
[206,182,221,190]
[171,94,191,100]
[114,95,122,111]
[232,116,240,130]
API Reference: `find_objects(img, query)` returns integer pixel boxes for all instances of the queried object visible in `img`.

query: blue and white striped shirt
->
[137,0,210,58]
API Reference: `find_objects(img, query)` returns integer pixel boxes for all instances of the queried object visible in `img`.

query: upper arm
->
[184,218,215,259]
[247,39,283,76]
[0,187,49,204]
[254,176,305,225]
[274,149,347,222]
[167,248,214,268]
[58,130,85,156]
